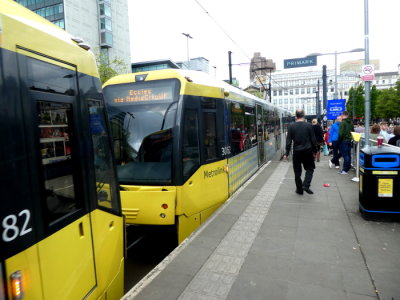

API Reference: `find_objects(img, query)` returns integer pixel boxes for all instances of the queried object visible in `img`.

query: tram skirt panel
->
[228,147,258,195]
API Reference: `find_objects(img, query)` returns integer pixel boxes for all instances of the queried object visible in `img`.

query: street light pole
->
[307,48,364,104]
[316,80,320,120]
[334,51,338,99]
[182,33,192,70]
[364,0,371,145]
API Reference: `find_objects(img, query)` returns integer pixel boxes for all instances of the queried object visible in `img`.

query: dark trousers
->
[339,141,352,172]
[293,149,315,190]
[331,141,342,166]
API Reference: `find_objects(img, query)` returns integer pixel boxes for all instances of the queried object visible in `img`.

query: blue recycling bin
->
[359,145,400,215]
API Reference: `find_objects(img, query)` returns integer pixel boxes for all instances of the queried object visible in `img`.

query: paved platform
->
[123,154,400,300]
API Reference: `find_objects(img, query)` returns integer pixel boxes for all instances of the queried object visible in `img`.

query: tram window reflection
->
[88,99,119,212]
[182,109,200,180]
[37,100,81,224]
[203,112,217,161]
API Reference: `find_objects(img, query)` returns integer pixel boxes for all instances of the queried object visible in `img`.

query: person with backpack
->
[328,116,342,169]
[338,111,354,175]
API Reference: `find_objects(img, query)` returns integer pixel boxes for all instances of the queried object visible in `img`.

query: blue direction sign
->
[284,56,317,69]
[326,99,346,120]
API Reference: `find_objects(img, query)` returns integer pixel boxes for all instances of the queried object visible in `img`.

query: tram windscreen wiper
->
[160,101,177,130]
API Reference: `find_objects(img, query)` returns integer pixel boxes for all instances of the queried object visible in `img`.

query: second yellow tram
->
[103,69,291,243]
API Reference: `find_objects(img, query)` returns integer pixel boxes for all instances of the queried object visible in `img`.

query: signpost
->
[326,99,346,120]
[361,64,375,81]
[283,56,317,69]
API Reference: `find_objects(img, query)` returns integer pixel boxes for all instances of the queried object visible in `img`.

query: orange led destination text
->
[113,89,170,103]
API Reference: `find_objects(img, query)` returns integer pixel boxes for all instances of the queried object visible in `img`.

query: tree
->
[346,85,365,120]
[95,50,128,84]
[370,85,380,120]
[375,87,400,119]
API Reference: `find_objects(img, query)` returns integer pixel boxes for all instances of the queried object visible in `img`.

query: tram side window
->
[244,106,256,149]
[263,109,270,141]
[37,100,81,224]
[27,57,75,95]
[229,102,245,155]
[265,109,274,140]
[203,112,217,161]
[182,109,200,180]
[88,99,119,212]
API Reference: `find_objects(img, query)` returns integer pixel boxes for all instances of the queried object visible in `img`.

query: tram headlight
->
[10,270,24,300]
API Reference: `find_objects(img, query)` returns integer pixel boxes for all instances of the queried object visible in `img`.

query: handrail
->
[352,136,399,183]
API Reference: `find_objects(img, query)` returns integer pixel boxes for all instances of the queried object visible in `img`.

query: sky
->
[128,0,400,88]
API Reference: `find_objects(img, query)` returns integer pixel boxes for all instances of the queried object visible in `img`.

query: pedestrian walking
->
[312,119,324,162]
[328,116,342,169]
[338,111,354,175]
[284,109,317,195]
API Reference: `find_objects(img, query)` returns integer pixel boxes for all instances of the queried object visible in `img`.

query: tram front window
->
[104,79,179,185]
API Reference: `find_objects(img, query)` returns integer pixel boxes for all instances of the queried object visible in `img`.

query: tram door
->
[22,54,96,299]
[256,104,265,165]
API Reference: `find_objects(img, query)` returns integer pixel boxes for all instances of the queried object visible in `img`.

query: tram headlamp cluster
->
[10,270,24,300]
[135,74,148,82]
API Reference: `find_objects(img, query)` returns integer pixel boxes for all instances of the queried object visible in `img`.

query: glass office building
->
[16,0,131,72]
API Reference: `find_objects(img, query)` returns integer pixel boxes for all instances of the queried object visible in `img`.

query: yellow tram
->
[0,1,124,299]
[103,69,291,243]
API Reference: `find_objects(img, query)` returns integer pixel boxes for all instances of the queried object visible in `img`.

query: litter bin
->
[359,145,400,215]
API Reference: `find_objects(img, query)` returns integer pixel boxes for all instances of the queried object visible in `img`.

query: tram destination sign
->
[284,56,317,69]
[112,86,173,103]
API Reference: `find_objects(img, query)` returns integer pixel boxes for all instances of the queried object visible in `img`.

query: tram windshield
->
[104,79,180,185]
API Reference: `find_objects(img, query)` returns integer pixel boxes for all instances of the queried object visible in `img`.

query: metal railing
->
[351,135,399,182]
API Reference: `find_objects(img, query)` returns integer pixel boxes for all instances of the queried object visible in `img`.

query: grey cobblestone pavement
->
[124,155,400,300]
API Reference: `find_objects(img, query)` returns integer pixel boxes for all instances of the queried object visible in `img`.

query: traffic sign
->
[326,99,346,120]
[361,64,375,81]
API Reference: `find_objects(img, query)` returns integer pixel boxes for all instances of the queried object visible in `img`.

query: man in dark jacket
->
[284,109,317,195]
[338,111,354,174]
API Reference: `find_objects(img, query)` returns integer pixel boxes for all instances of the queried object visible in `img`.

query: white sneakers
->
[338,170,348,175]
[329,160,340,169]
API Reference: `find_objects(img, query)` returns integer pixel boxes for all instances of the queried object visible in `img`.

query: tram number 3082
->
[2,209,32,242]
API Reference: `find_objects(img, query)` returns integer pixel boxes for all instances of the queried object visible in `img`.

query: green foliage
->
[346,80,400,120]
[370,85,380,119]
[375,85,400,119]
[95,50,128,84]
[346,85,365,119]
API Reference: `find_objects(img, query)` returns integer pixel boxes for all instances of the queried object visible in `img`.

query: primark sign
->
[283,56,317,69]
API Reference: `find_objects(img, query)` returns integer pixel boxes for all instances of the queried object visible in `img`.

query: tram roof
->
[104,69,291,115]
[1,0,99,77]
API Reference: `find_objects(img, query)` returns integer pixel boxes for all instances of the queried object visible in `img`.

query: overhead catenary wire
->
[193,0,250,60]
[193,0,281,97]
